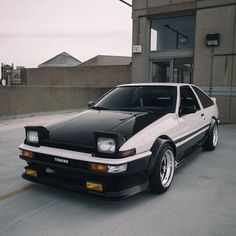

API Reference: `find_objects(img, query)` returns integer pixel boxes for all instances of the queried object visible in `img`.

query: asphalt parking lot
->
[0,112,236,236]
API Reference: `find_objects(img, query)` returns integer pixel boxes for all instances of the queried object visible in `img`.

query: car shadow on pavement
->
[29,183,164,212]
[22,149,208,213]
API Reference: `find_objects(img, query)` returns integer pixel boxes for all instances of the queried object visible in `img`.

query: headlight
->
[26,130,39,144]
[97,137,116,154]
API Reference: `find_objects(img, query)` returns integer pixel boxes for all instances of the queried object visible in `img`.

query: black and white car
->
[19,83,219,199]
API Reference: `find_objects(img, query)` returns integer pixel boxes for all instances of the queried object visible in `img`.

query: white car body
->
[19,83,219,198]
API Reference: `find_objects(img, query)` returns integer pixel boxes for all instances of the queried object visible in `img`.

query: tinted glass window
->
[180,86,200,112]
[150,15,196,51]
[193,86,214,108]
[93,86,177,113]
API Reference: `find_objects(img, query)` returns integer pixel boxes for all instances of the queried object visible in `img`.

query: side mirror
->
[88,101,95,108]
[179,105,197,116]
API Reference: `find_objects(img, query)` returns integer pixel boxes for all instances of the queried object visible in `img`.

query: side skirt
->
[175,143,203,169]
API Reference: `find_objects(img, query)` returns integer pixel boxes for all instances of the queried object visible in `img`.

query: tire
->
[203,122,218,151]
[149,143,175,194]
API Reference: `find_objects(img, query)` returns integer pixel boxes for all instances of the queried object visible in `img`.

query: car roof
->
[117,83,193,87]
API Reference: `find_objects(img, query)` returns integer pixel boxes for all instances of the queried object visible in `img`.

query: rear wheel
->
[149,144,175,194]
[203,122,218,151]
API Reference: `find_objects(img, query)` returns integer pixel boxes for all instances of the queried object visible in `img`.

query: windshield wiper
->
[118,107,155,113]
[91,106,109,110]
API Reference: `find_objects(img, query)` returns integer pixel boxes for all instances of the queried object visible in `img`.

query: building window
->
[152,61,170,82]
[173,58,193,83]
[150,15,196,51]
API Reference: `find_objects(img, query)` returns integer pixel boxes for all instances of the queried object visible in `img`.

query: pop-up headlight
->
[97,137,116,154]
[94,132,133,158]
[24,126,49,147]
[26,130,39,144]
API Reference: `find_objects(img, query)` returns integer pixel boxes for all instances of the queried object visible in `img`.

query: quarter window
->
[193,86,214,108]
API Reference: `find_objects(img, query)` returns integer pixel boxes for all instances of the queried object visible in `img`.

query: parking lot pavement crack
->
[0,198,61,232]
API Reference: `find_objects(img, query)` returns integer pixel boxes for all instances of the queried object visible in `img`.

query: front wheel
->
[149,144,175,194]
[203,123,219,151]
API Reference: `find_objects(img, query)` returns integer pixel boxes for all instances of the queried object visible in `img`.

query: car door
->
[176,85,206,155]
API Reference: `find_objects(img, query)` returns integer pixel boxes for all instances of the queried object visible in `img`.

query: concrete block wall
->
[26,65,131,87]
[0,86,111,117]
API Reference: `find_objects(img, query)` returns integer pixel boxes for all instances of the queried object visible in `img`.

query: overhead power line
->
[119,0,132,7]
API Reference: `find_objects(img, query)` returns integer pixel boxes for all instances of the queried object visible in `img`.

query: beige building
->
[132,0,236,123]
[80,55,131,66]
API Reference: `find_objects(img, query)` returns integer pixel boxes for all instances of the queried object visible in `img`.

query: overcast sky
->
[0,0,132,68]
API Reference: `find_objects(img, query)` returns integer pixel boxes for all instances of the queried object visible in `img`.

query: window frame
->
[179,85,201,116]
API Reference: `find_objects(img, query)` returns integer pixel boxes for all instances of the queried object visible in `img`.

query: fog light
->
[86,181,103,192]
[22,150,33,158]
[90,163,107,172]
[107,164,127,173]
[25,169,37,177]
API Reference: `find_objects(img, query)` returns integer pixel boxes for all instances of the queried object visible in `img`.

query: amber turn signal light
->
[25,169,37,177]
[90,163,107,172]
[22,150,33,158]
[86,181,103,192]
[119,148,136,158]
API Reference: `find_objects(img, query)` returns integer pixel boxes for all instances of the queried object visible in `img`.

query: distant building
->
[26,54,131,87]
[13,67,26,85]
[38,52,81,68]
[1,63,26,85]
[1,63,13,86]
[80,55,131,66]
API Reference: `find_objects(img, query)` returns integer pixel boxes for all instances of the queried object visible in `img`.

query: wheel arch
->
[212,116,219,125]
[202,116,218,146]
[209,116,219,133]
[148,135,176,176]
[202,116,219,151]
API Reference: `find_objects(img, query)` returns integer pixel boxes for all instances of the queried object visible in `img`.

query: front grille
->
[34,153,89,170]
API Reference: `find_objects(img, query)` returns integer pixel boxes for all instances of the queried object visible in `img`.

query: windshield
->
[92,86,177,113]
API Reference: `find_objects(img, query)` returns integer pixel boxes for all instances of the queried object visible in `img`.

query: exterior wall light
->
[206,33,220,47]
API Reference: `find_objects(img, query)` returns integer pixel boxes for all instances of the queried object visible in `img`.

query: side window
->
[193,86,214,108]
[180,86,200,115]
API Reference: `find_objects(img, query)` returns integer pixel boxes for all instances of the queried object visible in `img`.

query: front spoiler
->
[22,173,148,199]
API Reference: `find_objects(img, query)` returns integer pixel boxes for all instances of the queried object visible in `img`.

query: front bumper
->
[19,144,151,199]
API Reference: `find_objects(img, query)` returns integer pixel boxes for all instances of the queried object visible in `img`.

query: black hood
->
[44,110,166,149]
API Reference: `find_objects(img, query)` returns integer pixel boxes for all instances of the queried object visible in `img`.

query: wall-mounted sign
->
[206,33,220,47]
[133,45,142,53]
